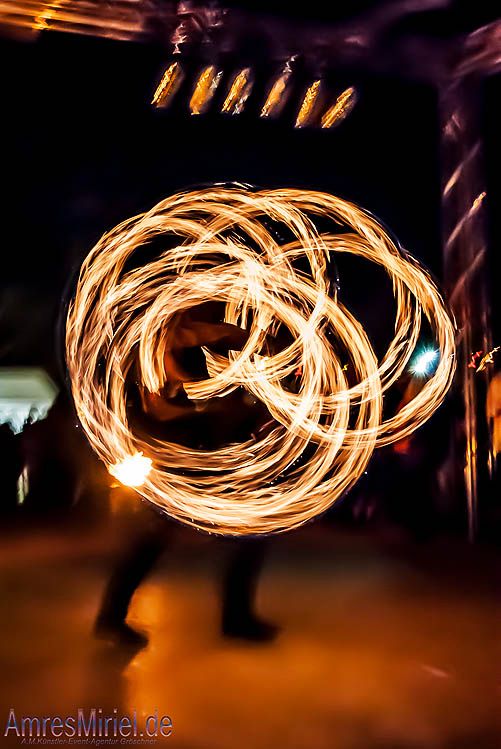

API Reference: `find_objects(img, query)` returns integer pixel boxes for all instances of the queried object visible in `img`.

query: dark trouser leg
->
[222,539,266,625]
[97,511,167,626]
[222,539,277,640]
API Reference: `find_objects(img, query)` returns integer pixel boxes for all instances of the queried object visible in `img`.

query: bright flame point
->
[109,453,152,488]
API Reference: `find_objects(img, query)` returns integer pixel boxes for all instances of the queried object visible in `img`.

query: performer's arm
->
[174,321,250,353]
[141,389,196,422]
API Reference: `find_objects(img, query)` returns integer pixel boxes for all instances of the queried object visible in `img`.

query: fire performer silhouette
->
[95,304,277,647]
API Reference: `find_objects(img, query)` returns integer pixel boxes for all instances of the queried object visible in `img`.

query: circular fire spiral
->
[66,186,456,535]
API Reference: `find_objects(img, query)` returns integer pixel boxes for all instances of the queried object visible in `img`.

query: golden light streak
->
[222,68,253,115]
[321,86,358,129]
[0,1,144,41]
[261,63,294,119]
[295,79,323,128]
[151,61,184,109]
[189,65,223,116]
[66,187,456,536]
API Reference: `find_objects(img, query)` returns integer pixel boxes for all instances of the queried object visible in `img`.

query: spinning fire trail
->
[66,187,456,536]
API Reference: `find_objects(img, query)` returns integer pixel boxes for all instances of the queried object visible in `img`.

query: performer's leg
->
[221,538,278,642]
[95,506,167,645]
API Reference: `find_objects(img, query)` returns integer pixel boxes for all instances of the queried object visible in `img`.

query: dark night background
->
[0,2,498,381]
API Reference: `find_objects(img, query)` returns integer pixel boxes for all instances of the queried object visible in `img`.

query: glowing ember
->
[477,347,499,372]
[66,186,456,536]
[109,453,152,488]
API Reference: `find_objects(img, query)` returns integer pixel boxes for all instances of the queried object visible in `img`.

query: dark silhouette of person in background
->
[369,373,455,540]
[21,392,82,517]
[11,388,112,525]
[94,303,277,647]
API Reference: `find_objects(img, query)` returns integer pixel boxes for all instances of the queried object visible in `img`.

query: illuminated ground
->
[0,523,500,749]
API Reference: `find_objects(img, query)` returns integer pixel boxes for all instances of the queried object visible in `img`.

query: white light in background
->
[410,348,439,376]
[0,367,58,432]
